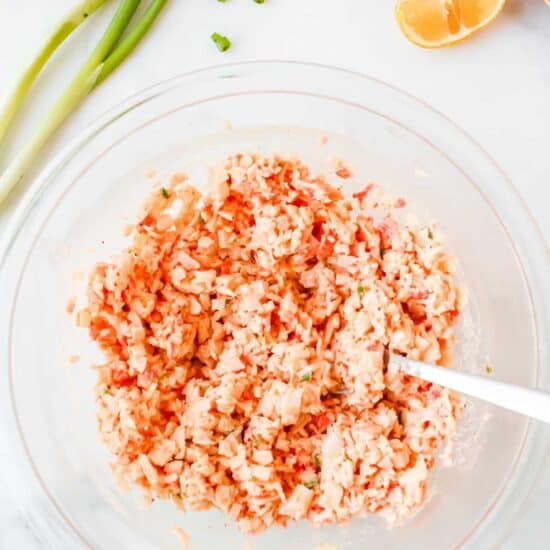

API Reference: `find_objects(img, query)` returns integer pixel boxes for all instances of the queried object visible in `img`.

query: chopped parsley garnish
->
[253,437,261,447]
[202,385,210,394]
[357,284,365,296]
[299,372,312,383]
[313,453,321,468]
[103,388,111,395]
[160,187,170,198]
[428,228,434,239]
[211,32,231,52]
[303,479,318,490]
[253,0,265,3]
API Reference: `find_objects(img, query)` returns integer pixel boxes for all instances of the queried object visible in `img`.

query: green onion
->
[313,453,321,468]
[161,187,170,198]
[95,0,168,86]
[299,372,312,383]
[0,0,108,147]
[211,32,231,52]
[253,0,265,3]
[0,0,168,205]
[303,479,318,490]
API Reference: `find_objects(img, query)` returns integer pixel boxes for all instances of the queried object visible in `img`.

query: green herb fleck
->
[253,437,261,447]
[299,372,312,383]
[160,187,170,199]
[303,479,318,490]
[251,475,259,482]
[217,0,227,2]
[428,229,434,239]
[225,428,236,436]
[485,364,493,375]
[313,453,321,468]
[211,32,231,52]
[202,385,211,394]
[357,284,365,296]
[198,212,206,224]
[253,0,265,3]
[103,388,111,395]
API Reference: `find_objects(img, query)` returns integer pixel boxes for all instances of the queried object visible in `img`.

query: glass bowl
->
[1,61,548,550]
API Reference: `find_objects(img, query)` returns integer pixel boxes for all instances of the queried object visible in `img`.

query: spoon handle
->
[388,354,550,424]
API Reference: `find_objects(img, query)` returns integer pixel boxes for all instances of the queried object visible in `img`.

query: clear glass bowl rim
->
[1,60,548,549]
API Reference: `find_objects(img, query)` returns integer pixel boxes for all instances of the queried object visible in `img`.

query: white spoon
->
[387,353,550,424]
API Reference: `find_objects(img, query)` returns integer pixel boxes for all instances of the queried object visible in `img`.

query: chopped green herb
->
[253,437,261,447]
[303,479,318,490]
[103,388,111,395]
[357,284,365,295]
[251,475,259,482]
[202,385,211,394]
[225,428,236,436]
[428,229,434,239]
[485,364,493,375]
[253,0,265,3]
[299,372,312,383]
[211,32,231,52]
[160,187,170,198]
[198,212,206,224]
[313,453,321,468]
[217,0,227,2]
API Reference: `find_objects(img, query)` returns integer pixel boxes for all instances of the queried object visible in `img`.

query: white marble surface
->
[0,1,549,548]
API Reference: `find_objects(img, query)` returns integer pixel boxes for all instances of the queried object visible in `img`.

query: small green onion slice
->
[211,32,231,52]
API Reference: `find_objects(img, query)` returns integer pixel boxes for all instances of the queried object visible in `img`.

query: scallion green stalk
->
[95,0,168,86]
[0,0,109,146]
[0,0,168,205]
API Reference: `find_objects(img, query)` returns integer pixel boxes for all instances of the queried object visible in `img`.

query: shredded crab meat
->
[79,153,463,533]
